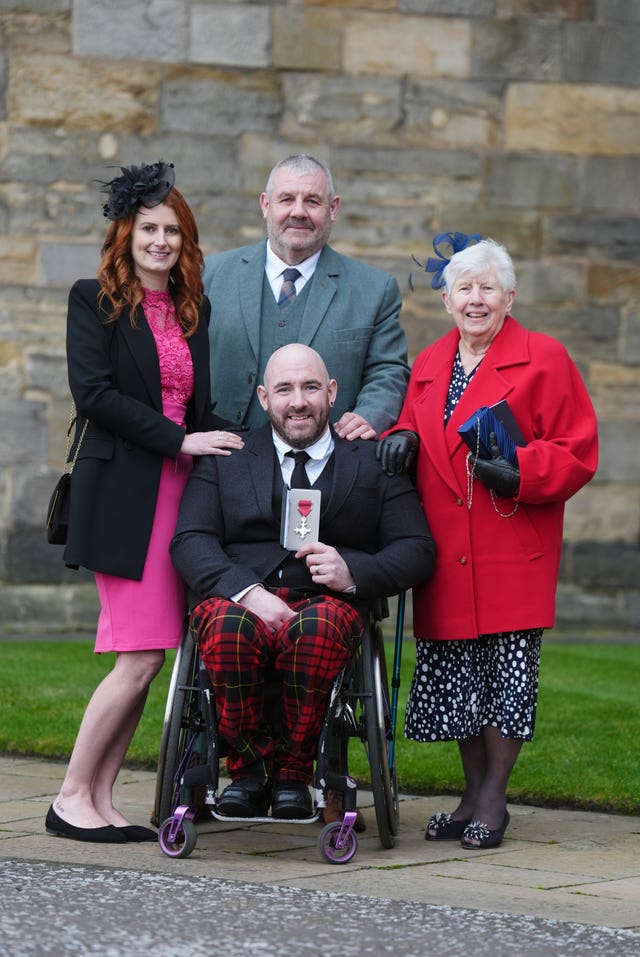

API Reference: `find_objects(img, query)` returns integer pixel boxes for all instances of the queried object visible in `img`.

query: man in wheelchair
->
[170,344,435,820]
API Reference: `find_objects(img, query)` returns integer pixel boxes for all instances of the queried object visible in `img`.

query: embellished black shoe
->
[461,811,510,849]
[45,805,127,844]
[425,811,472,841]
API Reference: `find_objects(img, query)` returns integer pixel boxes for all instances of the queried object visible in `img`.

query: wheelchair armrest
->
[368,597,389,621]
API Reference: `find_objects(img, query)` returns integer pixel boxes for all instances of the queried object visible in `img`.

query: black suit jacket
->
[171,424,435,610]
[63,278,226,579]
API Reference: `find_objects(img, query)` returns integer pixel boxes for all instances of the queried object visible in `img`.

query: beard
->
[270,407,330,449]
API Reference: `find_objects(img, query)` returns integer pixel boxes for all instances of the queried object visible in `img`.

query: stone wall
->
[1,0,638,634]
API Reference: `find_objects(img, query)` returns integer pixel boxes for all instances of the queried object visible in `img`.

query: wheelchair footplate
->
[158,780,360,864]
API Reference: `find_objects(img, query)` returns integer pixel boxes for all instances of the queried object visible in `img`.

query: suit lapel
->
[245,424,280,524]
[239,243,269,362]
[118,305,162,411]
[321,431,359,525]
[298,245,338,344]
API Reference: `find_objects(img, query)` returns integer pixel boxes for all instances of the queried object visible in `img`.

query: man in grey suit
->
[203,154,410,439]
[171,345,434,820]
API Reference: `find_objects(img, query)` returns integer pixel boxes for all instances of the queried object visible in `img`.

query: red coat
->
[392,316,598,640]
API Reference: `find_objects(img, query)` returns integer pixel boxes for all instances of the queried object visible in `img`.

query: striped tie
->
[278,268,301,310]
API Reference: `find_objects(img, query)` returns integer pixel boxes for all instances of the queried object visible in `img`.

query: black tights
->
[452,726,523,829]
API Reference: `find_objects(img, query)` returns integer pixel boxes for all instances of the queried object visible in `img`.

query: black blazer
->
[171,424,436,610]
[63,278,226,579]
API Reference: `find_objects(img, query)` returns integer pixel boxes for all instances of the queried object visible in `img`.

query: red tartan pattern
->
[191,589,363,782]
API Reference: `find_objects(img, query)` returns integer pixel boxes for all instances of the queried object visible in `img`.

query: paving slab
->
[1,754,639,955]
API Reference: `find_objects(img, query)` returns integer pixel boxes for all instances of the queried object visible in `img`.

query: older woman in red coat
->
[378,236,598,849]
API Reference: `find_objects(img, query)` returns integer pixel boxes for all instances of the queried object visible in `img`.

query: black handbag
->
[46,405,88,545]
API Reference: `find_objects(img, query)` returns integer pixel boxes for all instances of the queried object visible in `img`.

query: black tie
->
[278,267,301,310]
[286,450,311,488]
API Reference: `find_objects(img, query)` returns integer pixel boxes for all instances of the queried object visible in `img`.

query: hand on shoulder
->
[181,431,245,456]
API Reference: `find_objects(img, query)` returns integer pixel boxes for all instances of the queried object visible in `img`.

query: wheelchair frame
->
[152,594,406,864]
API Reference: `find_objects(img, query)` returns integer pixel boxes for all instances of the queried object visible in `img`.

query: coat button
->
[460,556,467,565]
[456,498,463,506]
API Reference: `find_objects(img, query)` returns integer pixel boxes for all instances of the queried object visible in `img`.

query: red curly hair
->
[97,187,204,337]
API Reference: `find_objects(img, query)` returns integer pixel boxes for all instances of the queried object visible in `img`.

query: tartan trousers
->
[191,589,364,783]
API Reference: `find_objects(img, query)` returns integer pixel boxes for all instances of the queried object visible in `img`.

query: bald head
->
[258,345,337,449]
[262,344,329,390]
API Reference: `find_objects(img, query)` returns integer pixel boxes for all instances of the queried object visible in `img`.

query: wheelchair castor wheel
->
[318,820,358,864]
[158,816,198,858]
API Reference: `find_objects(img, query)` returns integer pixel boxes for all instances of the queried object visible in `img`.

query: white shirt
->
[231,428,337,602]
[272,428,335,487]
[264,242,321,303]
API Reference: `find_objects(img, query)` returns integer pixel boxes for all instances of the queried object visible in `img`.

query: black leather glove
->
[376,430,419,475]
[470,432,520,497]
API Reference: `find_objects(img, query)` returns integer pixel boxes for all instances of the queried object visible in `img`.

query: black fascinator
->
[100,161,175,221]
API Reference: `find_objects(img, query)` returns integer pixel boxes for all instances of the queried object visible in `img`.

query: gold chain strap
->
[465,419,518,518]
[465,416,482,510]
[64,401,89,475]
[489,487,519,518]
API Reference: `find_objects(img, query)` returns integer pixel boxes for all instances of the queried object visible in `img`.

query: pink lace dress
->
[94,288,194,653]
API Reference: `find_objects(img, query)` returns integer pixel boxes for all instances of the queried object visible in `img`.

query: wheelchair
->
[152,594,406,865]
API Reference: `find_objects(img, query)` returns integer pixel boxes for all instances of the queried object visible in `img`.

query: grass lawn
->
[2,636,639,815]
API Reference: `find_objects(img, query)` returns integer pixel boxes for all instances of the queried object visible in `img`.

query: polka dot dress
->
[404,349,543,744]
[444,349,479,423]
[404,630,543,742]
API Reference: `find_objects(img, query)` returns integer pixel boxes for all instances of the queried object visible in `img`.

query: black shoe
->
[461,811,510,849]
[271,782,313,820]
[45,805,127,844]
[425,811,471,841]
[118,825,158,842]
[217,779,271,817]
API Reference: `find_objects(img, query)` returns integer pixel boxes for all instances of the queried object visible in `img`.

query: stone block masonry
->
[0,0,638,635]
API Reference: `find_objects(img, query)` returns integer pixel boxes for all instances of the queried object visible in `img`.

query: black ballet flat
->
[45,805,127,844]
[118,825,158,843]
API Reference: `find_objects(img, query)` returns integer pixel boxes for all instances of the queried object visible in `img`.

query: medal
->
[294,499,313,541]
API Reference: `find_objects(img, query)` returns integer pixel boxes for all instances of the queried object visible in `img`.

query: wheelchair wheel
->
[152,629,201,827]
[360,622,399,849]
[158,817,198,859]
[318,822,358,864]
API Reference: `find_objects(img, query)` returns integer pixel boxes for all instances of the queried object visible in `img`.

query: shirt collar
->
[272,426,334,465]
[265,241,321,285]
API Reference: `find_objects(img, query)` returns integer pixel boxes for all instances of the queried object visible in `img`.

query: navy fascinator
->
[411,231,482,290]
[100,161,175,221]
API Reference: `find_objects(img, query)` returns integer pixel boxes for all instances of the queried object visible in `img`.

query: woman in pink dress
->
[46,162,244,843]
